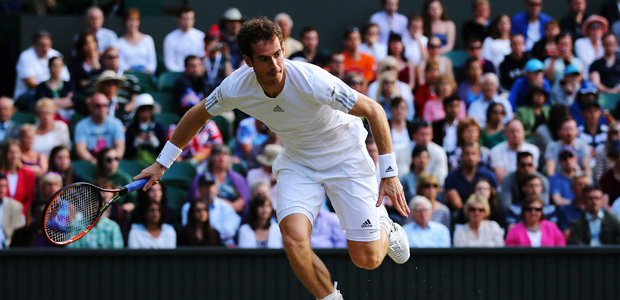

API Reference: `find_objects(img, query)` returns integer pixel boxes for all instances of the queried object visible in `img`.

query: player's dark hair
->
[237,17,284,60]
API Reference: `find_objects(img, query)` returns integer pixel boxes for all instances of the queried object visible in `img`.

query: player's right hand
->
[133,162,166,191]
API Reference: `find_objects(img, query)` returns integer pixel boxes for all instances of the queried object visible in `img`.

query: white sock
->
[318,282,342,300]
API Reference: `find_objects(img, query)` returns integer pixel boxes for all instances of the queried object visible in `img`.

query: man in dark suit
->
[0,97,22,144]
[568,185,620,245]
[432,95,461,156]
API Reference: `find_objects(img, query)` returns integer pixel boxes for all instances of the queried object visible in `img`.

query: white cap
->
[222,8,243,21]
[130,94,160,118]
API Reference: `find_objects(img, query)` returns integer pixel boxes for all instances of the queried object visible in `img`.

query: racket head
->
[43,182,113,245]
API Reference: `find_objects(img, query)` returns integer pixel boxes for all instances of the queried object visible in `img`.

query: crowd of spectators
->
[3,0,620,250]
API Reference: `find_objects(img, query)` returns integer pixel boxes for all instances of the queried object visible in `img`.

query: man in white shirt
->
[163,8,205,72]
[13,31,69,100]
[369,0,408,44]
[82,6,118,54]
[136,17,409,300]
[490,119,540,183]
[402,196,451,248]
[411,120,449,185]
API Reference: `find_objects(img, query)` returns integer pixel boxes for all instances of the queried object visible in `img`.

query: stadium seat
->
[72,160,97,183]
[599,93,620,111]
[154,112,180,128]
[14,92,34,112]
[151,91,176,112]
[155,53,167,78]
[11,111,36,124]
[158,72,183,93]
[232,162,247,177]
[444,50,469,73]
[161,161,197,182]
[211,115,231,144]
[119,160,147,177]
[125,71,156,92]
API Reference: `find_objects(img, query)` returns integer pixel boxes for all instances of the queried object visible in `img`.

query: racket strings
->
[45,185,103,243]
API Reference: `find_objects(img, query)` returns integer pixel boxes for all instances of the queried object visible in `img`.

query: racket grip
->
[123,179,149,195]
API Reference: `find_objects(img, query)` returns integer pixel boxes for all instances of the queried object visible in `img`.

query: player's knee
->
[282,229,310,252]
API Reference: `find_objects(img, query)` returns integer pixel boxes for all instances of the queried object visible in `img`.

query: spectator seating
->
[157,71,183,93]
[444,50,469,73]
[125,71,156,92]
[11,111,36,124]
[72,160,96,182]
[211,115,231,144]
[150,91,175,112]
[119,160,147,177]
[154,111,180,128]
[160,161,196,189]
[600,93,620,111]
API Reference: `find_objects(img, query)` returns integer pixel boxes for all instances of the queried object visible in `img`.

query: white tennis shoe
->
[385,219,410,264]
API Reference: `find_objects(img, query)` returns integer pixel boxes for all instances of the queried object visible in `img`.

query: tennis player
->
[135,17,410,300]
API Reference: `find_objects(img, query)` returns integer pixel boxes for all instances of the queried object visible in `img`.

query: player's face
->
[245,38,285,88]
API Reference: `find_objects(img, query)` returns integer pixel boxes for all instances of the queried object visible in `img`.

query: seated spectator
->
[372,71,402,121]
[499,34,530,92]
[0,97,21,144]
[387,33,415,90]
[468,73,514,128]
[234,117,268,163]
[247,144,281,199]
[238,194,282,248]
[600,141,620,206]
[78,6,118,54]
[367,57,415,121]
[422,0,456,53]
[481,14,512,70]
[0,172,24,249]
[325,52,345,80]
[74,93,125,163]
[453,195,504,247]
[545,117,591,177]
[389,97,414,178]
[568,185,620,245]
[414,61,440,118]
[34,56,76,123]
[505,174,558,227]
[177,198,223,247]
[578,99,608,160]
[67,178,124,249]
[448,118,492,171]
[188,145,249,215]
[516,86,550,138]
[18,125,47,176]
[461,0,491,46]
[48,145,84,186]
[275,13,302,58]
[531,20,561,61]
[403,196,451,247]
[173,55,207,116]
[128,199,176,249]
[342,27,376,83]
[171,120,223,170]
[70,32,102,95]
[560,0,589,41]
[511,0,552,51]
[163,7,204,72]
[9,201,54,248]
[423,74,466,122]
[14,31,69,100]
[415,36,453,86]
[589,33,620,94]
[457,58,483,105]
[416,173,450,228]
[509,59,551,110]
[480,103,507,149]
[575,15,608,75]
[550,64,581,106]
[500,152,550,212]
[369,0,408,44]
[87,47,142,100]
[531,104,572,158]
[219,8,244,69]
[570,81,606,127]
[133,182,178,229]
[358,22,388,64]
[444,142,498,211]
[432,96,461,155]
[117,8,157,74]
[490,119,539,183]
[202,24,234,94]
[95,70,133,123]
[469,177,505,227]
[506,197,566,246]
[411,120,448,184]
[344,72,365,94]
[124,94,166,164]
[457,37,496,84]
[402,14,428,66]
[243,127,280,172]
[594,124,620,181]
[0,140,36,223]
[310,208,347,248]
[556,174,590,239]
[401,145,428,201]
[549,147,582,206]
[33,99,71,158]
[544,32,585,84]
[96,147,135,213]
[289,26,330,67]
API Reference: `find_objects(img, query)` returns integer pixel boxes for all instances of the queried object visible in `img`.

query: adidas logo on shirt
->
[385,166,394,173]
[273,105,285,112]
[361,219,373,228]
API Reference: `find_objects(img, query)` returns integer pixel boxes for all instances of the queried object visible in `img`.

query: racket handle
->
[121,179,149,195]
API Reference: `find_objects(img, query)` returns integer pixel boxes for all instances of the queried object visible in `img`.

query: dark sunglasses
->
[519,162,534,167]
[423,183,439,189]
[350,80,363,85]
[525,207,543,212]
[527,2,542,7]
[468,45,482,50]
[428,44,441,49]
[492,110,505,115]
[468,207,485,213]
[105,156,120,163]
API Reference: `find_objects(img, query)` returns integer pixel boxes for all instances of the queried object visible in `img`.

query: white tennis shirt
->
[205,60,366,170]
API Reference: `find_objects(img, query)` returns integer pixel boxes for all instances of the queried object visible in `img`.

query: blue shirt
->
[74,116,125,152]
[585,210,604,246]
[570,102,607,127]
[549,173,574,202]
[511,11,553,51]
[557,203,585,231]
[403,221,451,248]
[444,166,498,202]
[508,77,551,110]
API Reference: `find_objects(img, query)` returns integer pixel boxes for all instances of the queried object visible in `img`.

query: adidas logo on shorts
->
[385,166,394,173]
[361,219,373,228]
[273,105,285,112]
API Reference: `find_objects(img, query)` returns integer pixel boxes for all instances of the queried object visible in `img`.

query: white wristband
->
[156,141,183,169]
[378,153,398,178]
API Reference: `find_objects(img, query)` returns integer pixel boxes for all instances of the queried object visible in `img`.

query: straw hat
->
[94,70,124,92]
[257,144,283,167]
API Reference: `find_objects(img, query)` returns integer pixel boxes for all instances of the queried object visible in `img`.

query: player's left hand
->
[377,177,410,217]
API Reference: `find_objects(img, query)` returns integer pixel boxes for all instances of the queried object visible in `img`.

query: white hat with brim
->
[222,8,243,21]
[130,93,160,119]
[256,144,283,167]
[94,70,125,92]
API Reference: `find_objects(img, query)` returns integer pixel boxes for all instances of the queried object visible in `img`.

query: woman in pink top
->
[505,197,565,247]
[422,73,466,122]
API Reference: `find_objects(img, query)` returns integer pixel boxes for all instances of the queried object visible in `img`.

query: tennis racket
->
[43,179,149,245]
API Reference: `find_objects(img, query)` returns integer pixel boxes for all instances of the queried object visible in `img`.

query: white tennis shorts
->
[273,146,381,242]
